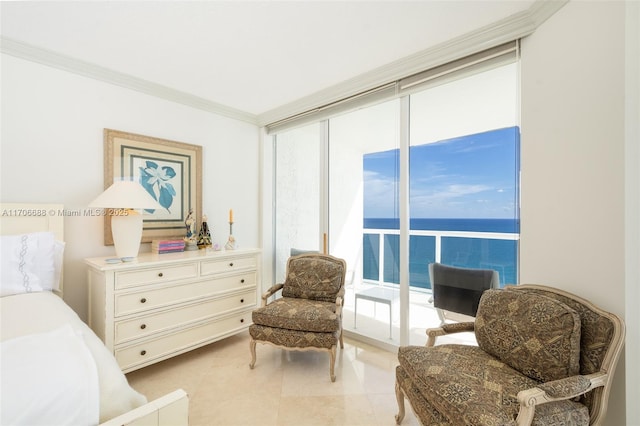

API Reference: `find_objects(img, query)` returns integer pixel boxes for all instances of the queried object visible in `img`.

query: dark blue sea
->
[364,217,519,233]
[362,218,519,289]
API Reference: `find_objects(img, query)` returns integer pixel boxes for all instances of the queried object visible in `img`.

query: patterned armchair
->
[249,253,347,382]
[395,284,625,425]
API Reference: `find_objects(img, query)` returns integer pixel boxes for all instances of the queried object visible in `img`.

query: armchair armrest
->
[425,321,475,347]
[261,284,284,307]
[335,286,345,317]
[515,373,607,425]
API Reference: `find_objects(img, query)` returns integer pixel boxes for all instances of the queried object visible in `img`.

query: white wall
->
[624,2,640,424]
[0,55,260,320]
[520,1,635,425]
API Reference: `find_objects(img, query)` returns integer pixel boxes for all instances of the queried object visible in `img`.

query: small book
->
[153,242,185,248]
[152,239,185,253]
[156,247,185,254]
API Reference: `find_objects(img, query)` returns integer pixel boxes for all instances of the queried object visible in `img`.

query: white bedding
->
[0,292,147,424]
[1,324,99,425]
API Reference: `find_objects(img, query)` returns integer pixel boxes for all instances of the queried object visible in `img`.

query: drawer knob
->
[229,262,234,267]
[241,279,245,283]
[140,324,146,330]
[140,298,147,303]
[240,318,244,323]
[240,298,244,303]
[140,350,147,356]
[158,272,164,277]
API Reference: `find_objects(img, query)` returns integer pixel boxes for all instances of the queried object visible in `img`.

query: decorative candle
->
[229,209,233,223]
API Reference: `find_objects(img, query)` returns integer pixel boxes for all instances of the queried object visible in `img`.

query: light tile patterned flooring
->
[126,331,422,426]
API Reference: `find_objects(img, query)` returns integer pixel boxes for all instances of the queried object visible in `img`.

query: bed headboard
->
[0,203,65,294]
[0,204,64,240]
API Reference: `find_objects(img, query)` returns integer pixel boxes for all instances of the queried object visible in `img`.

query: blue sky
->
[363,127,520,219]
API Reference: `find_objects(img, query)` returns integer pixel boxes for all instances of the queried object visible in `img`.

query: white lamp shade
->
[89,181,163,210]
[90,180,163,258]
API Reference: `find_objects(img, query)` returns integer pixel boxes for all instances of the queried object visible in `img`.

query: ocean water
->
[363,218,519,289]
[364,217,519,233]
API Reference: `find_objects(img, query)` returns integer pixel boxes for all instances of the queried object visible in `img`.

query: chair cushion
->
[508,286,617,375]
[251,297,340,333]
[281,256,344,302]
[249,324,338,350]
[397,345,589,425]
[475,289,581,382]
[396,366,452,425]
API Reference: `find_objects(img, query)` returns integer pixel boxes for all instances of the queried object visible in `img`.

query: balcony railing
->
[362,228,519,289]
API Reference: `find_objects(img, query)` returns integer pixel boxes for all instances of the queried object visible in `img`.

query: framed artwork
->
[103,129,202,245]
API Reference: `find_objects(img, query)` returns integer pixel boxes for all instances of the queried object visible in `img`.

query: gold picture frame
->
[103,129,202,245]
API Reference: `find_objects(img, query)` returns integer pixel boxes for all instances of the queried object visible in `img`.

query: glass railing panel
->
[363,233,380,281]
[409,235,436,290]
[441,236,518,286]
[383,234,400,284]
[362,229,517,288]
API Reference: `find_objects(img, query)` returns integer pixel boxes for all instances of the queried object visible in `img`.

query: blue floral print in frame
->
[104,129,202,245]
[139,160,178,214]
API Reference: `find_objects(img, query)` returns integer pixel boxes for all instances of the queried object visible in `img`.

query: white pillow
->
[0,232,57,296]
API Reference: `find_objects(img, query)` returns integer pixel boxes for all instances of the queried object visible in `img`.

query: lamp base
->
[111,211,143,258]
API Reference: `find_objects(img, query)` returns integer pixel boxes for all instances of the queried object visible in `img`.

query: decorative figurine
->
[225,208,236,250]
[197,215,212,249]
[184,208,198,251]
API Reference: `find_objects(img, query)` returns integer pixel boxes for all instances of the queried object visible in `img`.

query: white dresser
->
[85,248,260,373]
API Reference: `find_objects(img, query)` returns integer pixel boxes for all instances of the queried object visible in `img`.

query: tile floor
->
[126,331,422,426]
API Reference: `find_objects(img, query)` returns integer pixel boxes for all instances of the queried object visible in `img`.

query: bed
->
[0,203,189,426]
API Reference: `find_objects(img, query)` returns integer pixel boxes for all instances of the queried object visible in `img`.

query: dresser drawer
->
[201,256,257,276]
[114,272,257,317]
[115,311,251,371]
[115,263,198,289]
[114,289,257,344]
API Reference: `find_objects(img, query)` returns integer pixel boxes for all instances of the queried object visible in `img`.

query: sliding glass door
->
[273,123,322,283]
[407,63,520,344]
[329,99,400,344]
[271,62,520,349]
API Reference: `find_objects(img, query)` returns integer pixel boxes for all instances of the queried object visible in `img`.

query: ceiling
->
[1,1,536,121]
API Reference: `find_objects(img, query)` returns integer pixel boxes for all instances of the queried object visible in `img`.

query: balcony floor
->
[342,283,477,350]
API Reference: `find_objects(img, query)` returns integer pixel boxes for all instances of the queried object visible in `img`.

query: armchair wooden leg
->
[329,345,337,382]
[249,338,257,369]
[395,380,406,425]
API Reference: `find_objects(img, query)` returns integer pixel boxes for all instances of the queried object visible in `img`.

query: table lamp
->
[89,180,163,259]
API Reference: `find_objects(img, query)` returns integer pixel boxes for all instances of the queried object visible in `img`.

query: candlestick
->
[225,220,236,250]
[229,209,233,223]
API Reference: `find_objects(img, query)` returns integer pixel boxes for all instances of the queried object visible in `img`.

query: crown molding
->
[257,0,568,127]
[1,0,566,128]
[0,36,259,125]
[528,0,570,27]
